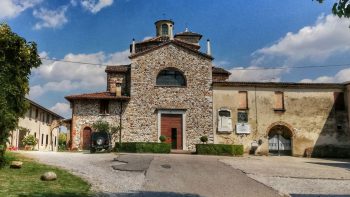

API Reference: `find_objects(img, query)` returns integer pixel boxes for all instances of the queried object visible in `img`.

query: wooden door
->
[161,114,182,149]
[82,127,92,150]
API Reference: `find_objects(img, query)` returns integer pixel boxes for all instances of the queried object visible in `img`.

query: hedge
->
[115,142,171,153]
[196,144,243,156]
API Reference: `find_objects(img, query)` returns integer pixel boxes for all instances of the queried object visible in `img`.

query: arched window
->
[156,68,186,86]
[161,24,168,36]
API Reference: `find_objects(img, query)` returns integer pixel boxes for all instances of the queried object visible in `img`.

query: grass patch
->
[196,144,244,156]
[116,142,171,153]
[0,152,92,197]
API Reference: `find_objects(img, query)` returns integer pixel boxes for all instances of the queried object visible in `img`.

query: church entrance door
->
[161,114,183,149]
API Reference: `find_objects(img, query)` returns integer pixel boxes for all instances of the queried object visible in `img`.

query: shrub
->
[200,136,208,143]
[92,120,110,133]
[22,135,37,148]
[116,142,171,153]
[159,135,166,143]
[196,144,243,156]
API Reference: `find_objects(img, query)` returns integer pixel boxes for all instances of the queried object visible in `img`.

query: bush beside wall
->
[115,142,171,153]
[196,144,243,156]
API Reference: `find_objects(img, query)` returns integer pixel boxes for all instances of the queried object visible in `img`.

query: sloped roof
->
[105,65,130,73]
[212,67,231,75]
[213,81,344,89]
[65,92,130,101]
[27,99,64,119]
[130,39,213,60]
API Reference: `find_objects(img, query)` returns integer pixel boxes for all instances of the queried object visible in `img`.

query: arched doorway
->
[82,127,92,150]
[268,125,293,156]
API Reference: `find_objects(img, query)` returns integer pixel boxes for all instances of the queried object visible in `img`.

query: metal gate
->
[268,134,291,155]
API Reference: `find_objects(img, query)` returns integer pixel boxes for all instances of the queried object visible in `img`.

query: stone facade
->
[70,43,213,151]
[67,19,350,156]
[213,83,350,156]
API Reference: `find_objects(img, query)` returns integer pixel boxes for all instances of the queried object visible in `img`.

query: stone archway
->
[266,122,294,156]
[82,127,92,150]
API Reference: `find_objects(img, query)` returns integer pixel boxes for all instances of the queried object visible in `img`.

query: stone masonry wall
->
[71,44,213,151]
[124,44,213,151]
[213,86,350,156]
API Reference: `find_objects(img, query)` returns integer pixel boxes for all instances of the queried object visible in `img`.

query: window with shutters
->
[100,100,109,114]
[218,109,233,132]
[274,91,285,111]
[238,91,248,109]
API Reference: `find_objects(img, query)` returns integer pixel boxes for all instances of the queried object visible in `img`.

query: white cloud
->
[81,0,113,14]
[255,14,350,65]
[300,68,350,83]
[228,66,286,82]
[0,0,42,19]
[50,102,71,118]
[29,49,130,98]
[33,6,68,30]
[226,14,350,82]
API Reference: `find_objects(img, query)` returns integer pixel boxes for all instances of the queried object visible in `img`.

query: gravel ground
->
[21,151,282,197]
[22,151,145,196]
[221,156,350,196]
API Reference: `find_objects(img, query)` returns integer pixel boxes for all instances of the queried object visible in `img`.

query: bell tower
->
[155,19,174,39]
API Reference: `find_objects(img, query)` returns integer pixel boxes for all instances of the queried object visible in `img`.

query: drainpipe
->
[119,101,123,147]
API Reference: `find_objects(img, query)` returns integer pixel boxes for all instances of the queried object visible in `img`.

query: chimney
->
[131,38,136,54]
[115,83,122,97]
[207,39,211,56]
[110,82,116,94]
[169,25,174,40]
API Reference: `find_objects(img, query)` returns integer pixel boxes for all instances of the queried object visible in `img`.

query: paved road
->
[22,151,281,197]
[221,156,350,196]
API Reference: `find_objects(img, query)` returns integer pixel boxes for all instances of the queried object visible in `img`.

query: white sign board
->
[236,123,251,134]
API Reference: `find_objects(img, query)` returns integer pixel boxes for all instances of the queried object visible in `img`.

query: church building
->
[66,20,350,156]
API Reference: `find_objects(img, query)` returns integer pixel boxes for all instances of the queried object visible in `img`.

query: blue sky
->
[1,0,350,118]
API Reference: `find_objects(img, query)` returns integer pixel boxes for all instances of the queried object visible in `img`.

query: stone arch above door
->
[265,121,295,138]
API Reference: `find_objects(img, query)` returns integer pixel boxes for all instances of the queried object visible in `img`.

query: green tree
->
[0,24,41,167]
[316,0,350,18]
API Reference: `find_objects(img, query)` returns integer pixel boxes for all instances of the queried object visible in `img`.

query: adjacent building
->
[8,99,64,151]
[65,19,350,156]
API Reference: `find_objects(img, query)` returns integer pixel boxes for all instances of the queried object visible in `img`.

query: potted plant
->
[22,134,37,150]
[159,135,166,143]
[200,136,208,144]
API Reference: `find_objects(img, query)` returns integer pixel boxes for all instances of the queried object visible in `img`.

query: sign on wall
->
[236,123,251,134]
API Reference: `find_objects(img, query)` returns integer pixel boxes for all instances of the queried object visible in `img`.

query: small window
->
[274,91,285,111]
[46,135,48,145]
[29,107,32,119]
[218,109,233,132]
[46,114,50,124]
[156,68,186,86]
[238,91,248,109]
[34,132,36,138]
[35,108,39,120]
[334,92,345,111]
[237,111,248,123]
[54,136,57,147]
[100,100,109,114]
[161,24,168,36]
[41,134,44,145]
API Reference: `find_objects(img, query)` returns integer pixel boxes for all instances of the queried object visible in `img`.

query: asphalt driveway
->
[22,151,281,197]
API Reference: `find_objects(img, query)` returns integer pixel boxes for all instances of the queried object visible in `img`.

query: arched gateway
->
[267,123,294,155]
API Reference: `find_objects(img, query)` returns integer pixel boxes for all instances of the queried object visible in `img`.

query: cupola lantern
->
[155,19,174,38]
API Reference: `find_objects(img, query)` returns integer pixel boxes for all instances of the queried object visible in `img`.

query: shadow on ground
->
[18,191,201,197]
[291,194,350,197]
[306,159,350,171]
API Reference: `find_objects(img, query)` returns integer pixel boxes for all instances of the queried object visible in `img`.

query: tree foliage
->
[0,23,41,167]
[92,120,110,133]
[316,0,350,18]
